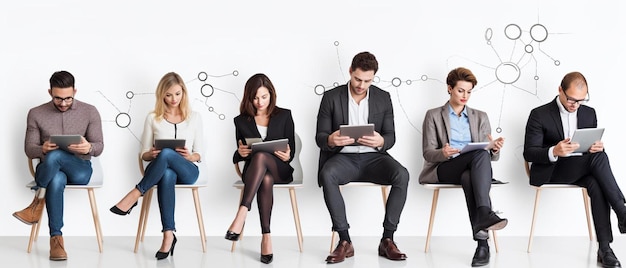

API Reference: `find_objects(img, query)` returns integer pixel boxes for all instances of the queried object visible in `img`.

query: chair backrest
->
[235,133,303,184]
[27,156,103,187]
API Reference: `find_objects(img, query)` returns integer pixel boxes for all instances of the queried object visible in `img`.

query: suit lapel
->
[340,86,349,125]
[549,98,565,140]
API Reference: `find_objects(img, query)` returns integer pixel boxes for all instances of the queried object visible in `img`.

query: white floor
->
[2,235,622,268]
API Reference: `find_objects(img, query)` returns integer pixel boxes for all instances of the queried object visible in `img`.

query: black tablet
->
[154,139,186,150]
[50,135,82,151]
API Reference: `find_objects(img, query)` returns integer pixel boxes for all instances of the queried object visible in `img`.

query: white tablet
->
[154,139,186,150]
[251,138,288,153]
[451,142,490,158]
[570,128,604,154]
[50,135,82,150]
[339,124,375,140]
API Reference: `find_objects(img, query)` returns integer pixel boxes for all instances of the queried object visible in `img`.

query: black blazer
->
[232,107,295,180]
[523,97,597,186]
[315,84,396,186]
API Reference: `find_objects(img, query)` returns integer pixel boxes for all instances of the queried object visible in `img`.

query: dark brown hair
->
[240,73,278,117]
[49,71,75,89]
[350,52,378,74]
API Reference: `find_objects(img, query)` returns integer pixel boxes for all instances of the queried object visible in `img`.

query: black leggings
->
[240,152,291,233]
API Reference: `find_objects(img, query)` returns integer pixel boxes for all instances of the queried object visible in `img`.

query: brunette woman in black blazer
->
[224,73,295,264]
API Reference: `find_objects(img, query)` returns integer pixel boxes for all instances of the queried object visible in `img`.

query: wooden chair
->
[328,182,389,253]
[421,180,505,253]
[134,154,208,253]
[524,161,593,252]
[25,157,104,253]
[231,133,304,252]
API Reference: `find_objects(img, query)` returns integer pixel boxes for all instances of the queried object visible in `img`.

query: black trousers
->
[437,150,493,238]
[319,152,409,232]
[549,151,625,243]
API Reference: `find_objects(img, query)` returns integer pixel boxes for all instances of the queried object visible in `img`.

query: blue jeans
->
[136,148,199,232]
[34,150,92,236]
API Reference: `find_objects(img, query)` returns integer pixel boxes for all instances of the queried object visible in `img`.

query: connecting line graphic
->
[449,21,566,133]
[96,90,150,143]
[313,41,347,96]
[382,76,445,134]
[188,70,240,120]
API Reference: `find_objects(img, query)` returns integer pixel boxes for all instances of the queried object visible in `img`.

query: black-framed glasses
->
[53,96,74,104]
[563,90,589,105]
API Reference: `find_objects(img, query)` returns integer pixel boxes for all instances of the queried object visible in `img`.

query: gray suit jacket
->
[418,101,499,184]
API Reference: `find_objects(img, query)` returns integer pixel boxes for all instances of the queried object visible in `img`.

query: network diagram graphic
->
[97,70,240,143]
[448,22,564,133]
[315,21,565,135]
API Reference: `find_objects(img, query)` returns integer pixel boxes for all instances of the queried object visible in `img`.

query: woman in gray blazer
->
[418,67,506,267]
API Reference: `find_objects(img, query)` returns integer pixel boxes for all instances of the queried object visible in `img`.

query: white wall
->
[2,0,625,238]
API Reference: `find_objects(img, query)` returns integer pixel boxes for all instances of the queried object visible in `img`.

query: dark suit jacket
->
[232,107,295,180]
[315,84,396,186]
[419,102,499,184]
[523,97,597,186]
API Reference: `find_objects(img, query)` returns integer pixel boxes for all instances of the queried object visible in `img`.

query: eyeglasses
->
[53,96,74,104]
[563,90,589,105]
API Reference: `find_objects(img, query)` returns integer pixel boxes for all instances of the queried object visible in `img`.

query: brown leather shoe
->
[378,238,407,261]
[13,195,45,225]
[326,240,354,264]
[50,235,67,261]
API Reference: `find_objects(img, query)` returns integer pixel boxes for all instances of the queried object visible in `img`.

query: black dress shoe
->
[110,201,138,216]
[224,230,240,241]
[476,211,508,231]
[598,248,621,268]
[260,254,273,264]
[471,246,490,267]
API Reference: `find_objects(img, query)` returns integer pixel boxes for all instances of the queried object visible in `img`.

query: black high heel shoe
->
[155,234,177,260]
[110,201,138,216]
[260,254,273,264]
[224,230,240,241]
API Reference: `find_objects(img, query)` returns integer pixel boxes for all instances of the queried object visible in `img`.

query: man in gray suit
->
[315,51,409,264]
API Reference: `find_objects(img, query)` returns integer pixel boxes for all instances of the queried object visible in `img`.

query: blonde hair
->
[153,72,190,121]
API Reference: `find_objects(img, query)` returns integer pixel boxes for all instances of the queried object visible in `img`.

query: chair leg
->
[288,188,304,252]
[134,188,153,253]
[381,186,389,206]
[231,189,245,252]
[87,189,104,253]
[141,189,155,242]
[424,188,440,253]
[527,188,542,253]
[191,188,207,252]
[581,188,594,241]
[27,223,38,253]
[491,230,499,253]
[329,231,337,253]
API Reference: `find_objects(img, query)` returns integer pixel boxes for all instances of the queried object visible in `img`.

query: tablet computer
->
[50,135,82,150]
[251,138,288,153]
[570,128,604,154]
[451,142,490,158]
[154,139,186,150]
[244,137,263,146]
[339,124,375,140]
